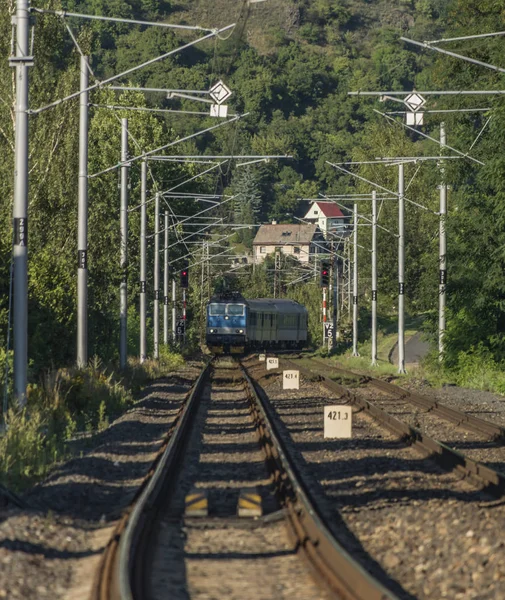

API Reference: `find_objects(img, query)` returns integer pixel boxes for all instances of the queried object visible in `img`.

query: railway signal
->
[180,265,189,288]
[320,262,330,287]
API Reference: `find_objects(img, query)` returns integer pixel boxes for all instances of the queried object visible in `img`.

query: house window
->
[294,246,301,254]
[260,246,266,253]
[314,210,318,215]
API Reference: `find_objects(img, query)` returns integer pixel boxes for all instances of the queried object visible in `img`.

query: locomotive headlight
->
[236,329,244,334]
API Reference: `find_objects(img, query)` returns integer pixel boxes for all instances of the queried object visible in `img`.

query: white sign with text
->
[266,357,279,370]
[283,370,299,390]
[258,354,266,362]
[324,405,352,438]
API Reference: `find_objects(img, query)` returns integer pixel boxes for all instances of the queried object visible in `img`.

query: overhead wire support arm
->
[109,86,210,95]
[29,7,218,32]
[92,104,237,117]
[400,36,505,75]
[425,30,505,44]
[373,109,485,166]
[349,90,505,96]
[29,24,237,115]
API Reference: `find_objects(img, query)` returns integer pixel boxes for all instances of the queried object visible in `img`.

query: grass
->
[0,350,185,492]
[314,314,505,396]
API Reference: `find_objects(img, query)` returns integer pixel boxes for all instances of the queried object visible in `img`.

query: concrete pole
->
[352,203,359,356]
[163,211,169,345]
[371,190,378,366]
[154,192,160,359]
[172,279,176,341]
[439,122,447,361]
[139,160,147,362]
[398,163,406,374]
[77,56,89,369]
[12,0,31,406]
[119,118,128,370]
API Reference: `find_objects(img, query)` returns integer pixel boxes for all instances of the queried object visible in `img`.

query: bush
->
[0,352,185,492]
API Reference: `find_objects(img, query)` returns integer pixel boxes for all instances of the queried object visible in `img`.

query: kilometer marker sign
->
[324,405,352,438]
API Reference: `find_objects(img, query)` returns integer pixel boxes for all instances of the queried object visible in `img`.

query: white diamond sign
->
[404,92,426,112]
[210,80,232,105]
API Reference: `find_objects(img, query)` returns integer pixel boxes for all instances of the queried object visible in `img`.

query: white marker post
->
[324,405,352,438]
[283,370,299,390]
[266,357,279,370]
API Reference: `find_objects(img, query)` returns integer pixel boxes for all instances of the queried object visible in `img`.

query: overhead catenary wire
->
[90,113,248,178]
[327,161,437,214]
[373,109,485,166]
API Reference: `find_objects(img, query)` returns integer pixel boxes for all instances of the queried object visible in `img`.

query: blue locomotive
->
[206,293,308,354]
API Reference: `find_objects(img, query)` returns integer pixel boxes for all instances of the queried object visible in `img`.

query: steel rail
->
[90,361,211,600]
[308,357,505,442]
[284,359,505,498]
[240,361,396,600]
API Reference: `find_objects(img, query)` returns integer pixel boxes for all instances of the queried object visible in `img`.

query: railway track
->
[285,357,505,497]
[90,357,395,600]
[309,357,505,441]
[297,357,505,477]
[244,355,505,599]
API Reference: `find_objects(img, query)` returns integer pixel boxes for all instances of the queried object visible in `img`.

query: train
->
[205,292,308,354]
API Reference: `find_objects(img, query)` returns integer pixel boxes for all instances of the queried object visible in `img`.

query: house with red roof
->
[303,201,347,240]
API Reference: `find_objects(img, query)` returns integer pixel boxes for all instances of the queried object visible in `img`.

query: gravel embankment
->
[301,359,505,473]
[0,364,202,600]
[243,357,505,600]
[148,361,329,600]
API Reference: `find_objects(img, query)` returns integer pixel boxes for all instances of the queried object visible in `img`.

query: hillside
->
[3,0,505,380]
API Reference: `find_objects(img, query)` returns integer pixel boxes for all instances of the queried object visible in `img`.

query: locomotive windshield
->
[209,303,226,316]
[227,304,245,316]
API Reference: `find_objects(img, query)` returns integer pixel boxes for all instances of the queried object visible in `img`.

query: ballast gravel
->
[0,363,202,600]
[243,356,505,600]
[148,361,329,599]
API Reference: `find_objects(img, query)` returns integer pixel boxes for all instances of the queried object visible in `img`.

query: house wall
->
[304,205,346,240]
[253,243,311,263]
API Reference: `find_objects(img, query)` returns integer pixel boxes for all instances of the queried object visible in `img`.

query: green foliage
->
[2,0,505,406]
[0,409,60,491]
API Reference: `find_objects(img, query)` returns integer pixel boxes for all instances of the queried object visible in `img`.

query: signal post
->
[320,262,330,348]
[180,263,189,344]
